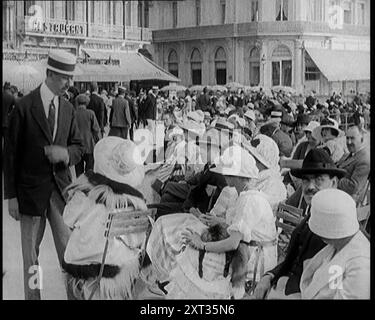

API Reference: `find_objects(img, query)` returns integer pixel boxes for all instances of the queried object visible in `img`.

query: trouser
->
[129,122,135,141]
[108,126,129,139]
[20,186,71,300]
[75,153,94,178]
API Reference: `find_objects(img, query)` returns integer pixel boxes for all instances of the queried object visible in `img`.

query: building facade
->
[149,0,370,95]
[3,0,153,58]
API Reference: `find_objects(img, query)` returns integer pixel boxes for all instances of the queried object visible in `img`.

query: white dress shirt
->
[40,82,59,140]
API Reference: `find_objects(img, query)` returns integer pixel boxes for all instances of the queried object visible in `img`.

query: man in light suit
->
[109,86,131,139]
[336,123,370,204]
[4,50,84,299]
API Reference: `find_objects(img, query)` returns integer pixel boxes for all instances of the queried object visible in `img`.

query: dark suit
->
[269,214,326,295]
[2,90,15,130]
[87,92,106,134]
[143,93,157,120]
[109,95,131,139]
[4,85,84,299]
[5,86,84,215]
[292,141,311,160]
[267,192,325,295]
[75,106,101,176]
[336,147,370,203]
[196,93,211,112]
[126,96,137,140]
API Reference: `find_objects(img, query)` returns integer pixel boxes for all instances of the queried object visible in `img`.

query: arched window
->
[215,47,227,85]
[168,50,179,78]
[191,48,202,85]
[271,45,292,86]
[249,47,260,86]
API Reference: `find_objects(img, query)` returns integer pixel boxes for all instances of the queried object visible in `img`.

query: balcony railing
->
[89,23,123,39]
[153,20,370,42]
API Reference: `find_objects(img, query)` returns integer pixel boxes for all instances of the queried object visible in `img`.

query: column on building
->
[262,40,271,88]
[235,38,245,85]
[224,37,234,83]
[294,39,303,94]
[256,39,266,87]
[200,40,210,85]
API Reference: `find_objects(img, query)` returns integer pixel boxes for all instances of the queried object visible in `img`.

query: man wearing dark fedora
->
[4,49,84,300]
[252,149,347,299]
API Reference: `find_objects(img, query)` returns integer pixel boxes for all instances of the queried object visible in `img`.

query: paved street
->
[2,200,67,300]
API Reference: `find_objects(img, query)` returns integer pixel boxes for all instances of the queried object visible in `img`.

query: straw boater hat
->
[312,117,343,142]
[290,148,346,179]
[211,145,259,179]
[46,49,76,76]
[93,137,145,188]
[309,189,359,239]
[169,126,184,139]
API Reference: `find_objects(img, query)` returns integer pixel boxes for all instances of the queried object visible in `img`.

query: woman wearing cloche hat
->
[165,145,278,299]
[62,137,150,300]
[300,189,370,299]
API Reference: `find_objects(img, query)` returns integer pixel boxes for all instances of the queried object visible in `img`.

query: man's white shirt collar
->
[40,82,59,139]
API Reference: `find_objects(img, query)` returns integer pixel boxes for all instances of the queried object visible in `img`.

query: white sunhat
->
[309,189,359,239]
[46,49,76,76]
[210,145,259,179]
[244,110,256,122]
[180,118,206,137]
[243,134,280,171]
[169,126,184,139]
[304,121,320,133]
[312,117,343,142]
[93,137,145,188]
[187,110,204,123]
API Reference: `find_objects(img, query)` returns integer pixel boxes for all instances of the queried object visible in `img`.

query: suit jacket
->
[87,93,106,132]
[143,93,157,120]
[4,86,84,216]
[268,189,326,295]
[301,231,370,299]
[2,91,15,128]
[75,106,101,154]
[292,141,311,160]
[126,96,137,123]
[110,95,131,128]
[196,93,211,111]
[336,147,370,203]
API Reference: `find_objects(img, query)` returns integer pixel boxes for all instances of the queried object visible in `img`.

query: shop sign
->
[31,20,85,36]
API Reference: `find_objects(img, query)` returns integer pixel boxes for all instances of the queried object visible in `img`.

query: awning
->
[305,48,370,82]
[74,50,180,83]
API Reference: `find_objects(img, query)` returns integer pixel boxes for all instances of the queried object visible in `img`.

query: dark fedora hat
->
[290,149,347,179]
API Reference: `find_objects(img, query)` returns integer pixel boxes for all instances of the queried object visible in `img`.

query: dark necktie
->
[48,98,56,137]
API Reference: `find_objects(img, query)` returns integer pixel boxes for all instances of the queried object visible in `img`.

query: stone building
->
[149,0,370,95]
[3,1,153,57]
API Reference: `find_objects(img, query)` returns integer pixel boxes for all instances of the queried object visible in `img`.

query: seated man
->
[252,149,347,299]
[336,122,370,204]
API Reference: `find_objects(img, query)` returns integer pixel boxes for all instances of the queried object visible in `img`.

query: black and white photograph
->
[2,0,370,302]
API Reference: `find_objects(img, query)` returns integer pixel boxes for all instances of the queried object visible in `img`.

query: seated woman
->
[243,134,287,213]
[312,118,347,163]
[62,137,149,300]
[164,145,278,299]
[299,189,370,299]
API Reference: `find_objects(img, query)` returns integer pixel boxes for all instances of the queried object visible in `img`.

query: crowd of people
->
[2,49,371,300]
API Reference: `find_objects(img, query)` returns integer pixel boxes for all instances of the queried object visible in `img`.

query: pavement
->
[2,199,164,300]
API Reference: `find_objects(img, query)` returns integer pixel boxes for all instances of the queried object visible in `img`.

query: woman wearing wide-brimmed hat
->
[243,134,287,213]
[62,137,148,300]
[312,117,347,163]
[165,145,278,299]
